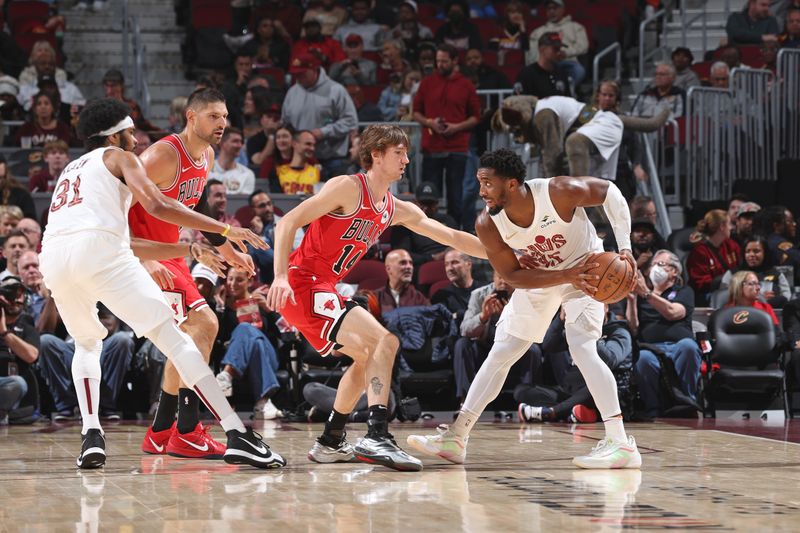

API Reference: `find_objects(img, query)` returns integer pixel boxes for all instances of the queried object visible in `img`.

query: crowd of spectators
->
[0,0,798,425]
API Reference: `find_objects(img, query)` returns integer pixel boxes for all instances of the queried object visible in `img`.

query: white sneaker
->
[216,370,233,397]
[572,436,642,469]
[253,398,282,420]
[406,424,468,464]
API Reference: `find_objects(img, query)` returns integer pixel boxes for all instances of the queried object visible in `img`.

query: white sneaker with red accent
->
[406,424,468,464]
[572,436,642,469]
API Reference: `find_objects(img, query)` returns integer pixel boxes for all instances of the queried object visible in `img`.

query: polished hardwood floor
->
[1,417,799,532]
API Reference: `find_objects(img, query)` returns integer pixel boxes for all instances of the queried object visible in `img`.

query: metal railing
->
[645,118,682,206]
[638,8,669,90]
[685,87,736,202]
[777,49,800,160]
[121,0,151,118]
[592,42,622,93]
[640,132,673,238]
[730,67,777,182]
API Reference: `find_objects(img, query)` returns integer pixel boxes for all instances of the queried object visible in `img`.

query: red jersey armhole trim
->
[157,139,182,192]
[327,174,364,219]
[359,172,389,214]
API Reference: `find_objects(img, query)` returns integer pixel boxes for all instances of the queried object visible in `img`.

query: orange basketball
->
[585,252,635,304]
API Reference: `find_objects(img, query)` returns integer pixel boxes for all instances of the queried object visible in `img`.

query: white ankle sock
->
[604,417,627,442]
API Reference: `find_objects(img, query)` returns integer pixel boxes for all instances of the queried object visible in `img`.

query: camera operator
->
[452,270,537,406]
[0,276,40,423]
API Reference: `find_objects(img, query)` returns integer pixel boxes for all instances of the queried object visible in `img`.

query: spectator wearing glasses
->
[721,236,792,309]
[627,249,701,418]
[726,270,780,326]
[632,62,686,118]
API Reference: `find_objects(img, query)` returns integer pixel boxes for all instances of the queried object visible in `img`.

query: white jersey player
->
[39,98,284,470]
[408,148,641,469]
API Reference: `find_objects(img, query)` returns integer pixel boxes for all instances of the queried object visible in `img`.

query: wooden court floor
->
[1,417,800,532]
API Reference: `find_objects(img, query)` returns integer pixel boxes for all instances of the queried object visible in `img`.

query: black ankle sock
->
[320,409,349,446]
[152,391,178,432]
[366,404,388,438]
[177,389,200,434]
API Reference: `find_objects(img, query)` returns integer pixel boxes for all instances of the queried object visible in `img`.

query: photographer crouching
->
[0,276,40,424]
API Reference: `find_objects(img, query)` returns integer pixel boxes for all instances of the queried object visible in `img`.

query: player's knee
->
[198,308,219,337]
[376,331,400,359]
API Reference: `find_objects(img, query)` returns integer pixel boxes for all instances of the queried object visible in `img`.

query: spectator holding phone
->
[453,270,536,405]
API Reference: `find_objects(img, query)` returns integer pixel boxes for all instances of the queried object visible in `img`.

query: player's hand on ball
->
[143,260,176,290]
[227,226,270,253]
[619,249,638,293]
[267,275,296,310]
[568,259,600,296]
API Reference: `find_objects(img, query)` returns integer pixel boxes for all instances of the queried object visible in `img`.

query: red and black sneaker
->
[570,404,599,424]
[142,422,175,455]
[166,423,227,459]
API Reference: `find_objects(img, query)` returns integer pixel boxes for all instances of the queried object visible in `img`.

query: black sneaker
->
[77,429,106,469]
[100,410,121,422]
[224,427,286,469]
[354,433,423,471]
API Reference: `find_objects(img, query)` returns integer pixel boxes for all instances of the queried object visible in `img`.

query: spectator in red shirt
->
[412,44,481,229]
[374,249,430,314]
[29,140,69,193]
[726,270,779,325]
[290,19,345,69]
[687,208,742,306]
[13,92,74,148]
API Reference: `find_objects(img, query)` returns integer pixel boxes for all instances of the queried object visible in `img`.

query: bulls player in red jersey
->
[266,124,487,471]
[128,88,255,459]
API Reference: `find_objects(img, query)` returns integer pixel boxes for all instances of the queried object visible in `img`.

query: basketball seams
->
[589,253,634,304]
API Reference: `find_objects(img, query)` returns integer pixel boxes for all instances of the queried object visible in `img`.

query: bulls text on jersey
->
[340,217,386,248]
[176,177,205,205]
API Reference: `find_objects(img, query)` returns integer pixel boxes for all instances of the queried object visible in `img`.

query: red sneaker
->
[166,423,227,459]
[142,423,175,455]
[570,404,599,424]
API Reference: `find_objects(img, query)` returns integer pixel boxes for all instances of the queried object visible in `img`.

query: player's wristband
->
[221,224,231,238]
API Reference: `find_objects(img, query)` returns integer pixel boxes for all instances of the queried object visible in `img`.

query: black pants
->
[513,367,594,420]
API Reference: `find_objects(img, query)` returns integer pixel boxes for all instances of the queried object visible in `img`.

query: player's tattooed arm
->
[392,199,488,259]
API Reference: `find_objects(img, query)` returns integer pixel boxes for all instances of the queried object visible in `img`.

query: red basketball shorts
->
[160,258,208,324]
[280,267,356,355]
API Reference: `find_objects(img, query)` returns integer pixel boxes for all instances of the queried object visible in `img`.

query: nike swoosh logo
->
[181,166,192,173]
[504,232,518,240]
[238,436,267,455]
[150,438,164,453]
[179,437,209,452]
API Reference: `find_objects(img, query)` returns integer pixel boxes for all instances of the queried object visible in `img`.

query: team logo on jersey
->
[323,299,336,311]
[540,215,556,229]
[521,234,567,268]
[176,177,206,204]
[341,217,384,246]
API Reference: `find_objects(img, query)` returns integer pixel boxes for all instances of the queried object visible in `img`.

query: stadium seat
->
[254,66,285,89]
[360,84,384,105]
[191,0,232,30]
[428,279,451,299]
[702,306,788,418]
[474,19,499,44]
[343,259,387,289]
[418,259,447,287]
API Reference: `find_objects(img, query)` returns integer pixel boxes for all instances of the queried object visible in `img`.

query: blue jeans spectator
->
[635,338,701,418]
[557,60,585,93]
[36,332,134,413]
[221,323,280,400]
[422,152,468,228]
[0,375,27,418]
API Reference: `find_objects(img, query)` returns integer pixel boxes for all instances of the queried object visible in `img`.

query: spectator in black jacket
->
[390,181,458,267]
[726,0,779,46]
[516,32,570,98]
[435,1,483,51]
[431,248,486,326]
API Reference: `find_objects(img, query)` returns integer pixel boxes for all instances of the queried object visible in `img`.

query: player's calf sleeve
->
[71,339,103,433]
[455,333,533,438]
[145,320,244,433]
[564,320,622,421]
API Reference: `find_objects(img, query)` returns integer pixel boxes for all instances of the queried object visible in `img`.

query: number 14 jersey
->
[289,173,395,282]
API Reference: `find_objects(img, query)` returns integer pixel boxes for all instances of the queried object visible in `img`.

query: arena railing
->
[640,132,673,238]
[645,117,682,206]
[777,49,800,160]
[121,0,151,118]
[685,87,736,202]
[730,67,777,183]
[592,42,622,94]
[638,8,669,91]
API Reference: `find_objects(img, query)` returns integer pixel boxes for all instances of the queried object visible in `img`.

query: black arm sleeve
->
[194,189,228,247]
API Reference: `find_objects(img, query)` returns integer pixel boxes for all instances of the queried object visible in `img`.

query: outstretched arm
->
[474,210,598,292]
[392,199,488,259]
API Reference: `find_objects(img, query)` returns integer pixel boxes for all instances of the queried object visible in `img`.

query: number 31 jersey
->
[42,146,133,245]
[289,173,395,283]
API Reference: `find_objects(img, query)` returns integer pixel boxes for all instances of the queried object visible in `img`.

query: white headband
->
[93,116,134,137]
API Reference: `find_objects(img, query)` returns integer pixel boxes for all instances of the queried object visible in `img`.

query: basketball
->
[585,252,635,304]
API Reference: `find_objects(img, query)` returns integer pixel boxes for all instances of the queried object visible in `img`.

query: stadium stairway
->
[61,0,195,128]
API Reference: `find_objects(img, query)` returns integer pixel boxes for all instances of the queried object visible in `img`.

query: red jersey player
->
[129,88,256,459]
[266,124,487,471]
